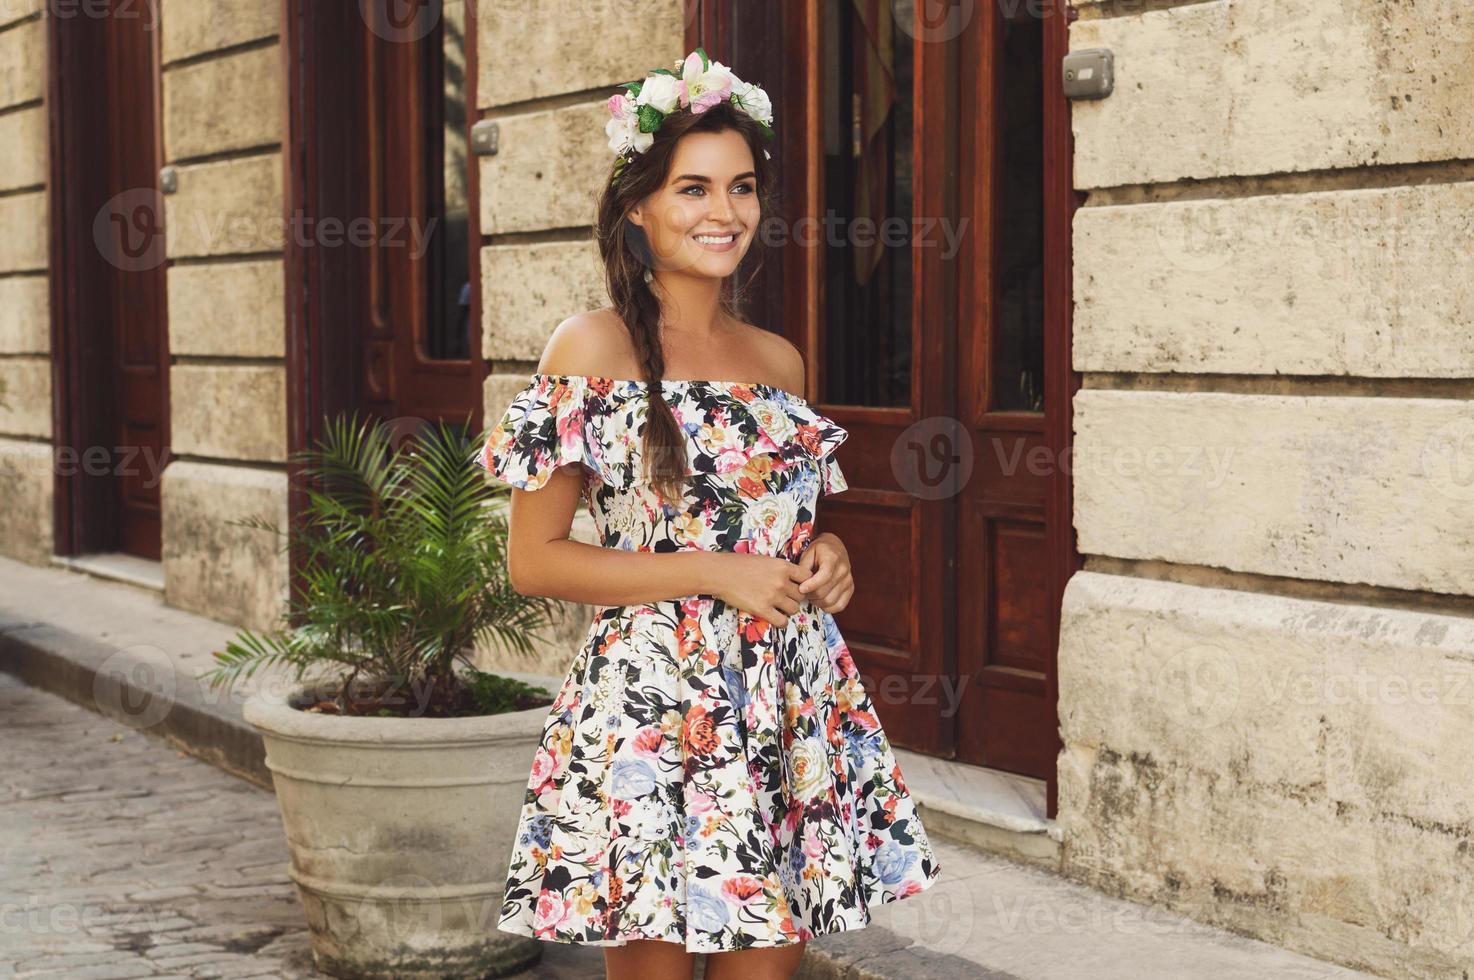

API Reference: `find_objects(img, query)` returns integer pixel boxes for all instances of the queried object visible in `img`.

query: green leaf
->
[637,104,665,134]
[695,46,710,71]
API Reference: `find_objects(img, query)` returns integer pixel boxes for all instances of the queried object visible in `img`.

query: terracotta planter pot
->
[243,684,547,979]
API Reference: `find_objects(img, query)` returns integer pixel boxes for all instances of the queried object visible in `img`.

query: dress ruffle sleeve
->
[746,393,850,497]
[476,374,599,492]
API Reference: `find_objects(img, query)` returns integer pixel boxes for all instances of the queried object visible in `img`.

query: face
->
[628,129,761,281]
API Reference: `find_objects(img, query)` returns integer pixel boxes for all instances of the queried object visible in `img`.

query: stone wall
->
[472,0,686,678]
[157,0,289,632]
[0,2,52,564]
[1060,1,1474,976]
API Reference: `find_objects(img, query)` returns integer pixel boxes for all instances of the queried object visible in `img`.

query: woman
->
[479,50,940,980]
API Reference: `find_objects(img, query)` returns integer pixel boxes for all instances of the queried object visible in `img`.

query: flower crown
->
[605,47,775,183]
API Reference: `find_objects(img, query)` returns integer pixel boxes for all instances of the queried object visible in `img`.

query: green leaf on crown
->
[636,104,665,134]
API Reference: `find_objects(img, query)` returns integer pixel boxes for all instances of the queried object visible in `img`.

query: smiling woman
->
[478,47,942,980]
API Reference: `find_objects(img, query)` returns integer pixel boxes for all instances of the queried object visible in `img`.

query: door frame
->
[281,0,487,606]
[691,0,1079,816]
[47,2,170,559]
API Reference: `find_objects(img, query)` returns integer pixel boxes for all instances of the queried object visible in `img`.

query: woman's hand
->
[710,554,811,629]
[794,532,854,615]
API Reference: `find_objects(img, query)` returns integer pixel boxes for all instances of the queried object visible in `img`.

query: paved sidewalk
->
[0,673,611,980]
[0,556,1385,979]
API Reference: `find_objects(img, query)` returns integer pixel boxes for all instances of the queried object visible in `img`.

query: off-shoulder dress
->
[476,372,941,952]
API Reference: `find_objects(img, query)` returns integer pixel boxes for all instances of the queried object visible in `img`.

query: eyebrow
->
[673,172,757,183]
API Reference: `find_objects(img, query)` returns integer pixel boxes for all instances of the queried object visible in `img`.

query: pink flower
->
[532,892,570,932]
[529,747,556,786]
[681,52,734,114]
[632,726,664,757]
[721,875,767,906]
[803,822,827,859]
[685,788,718,815]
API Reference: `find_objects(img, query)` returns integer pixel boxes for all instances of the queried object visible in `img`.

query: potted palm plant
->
[200,415,557,980]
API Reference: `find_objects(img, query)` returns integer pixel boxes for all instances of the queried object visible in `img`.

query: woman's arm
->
[503,463,724,603]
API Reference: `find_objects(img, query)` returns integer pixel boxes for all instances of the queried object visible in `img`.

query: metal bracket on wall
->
[471,120,499,156]
[1062,49,1113,100]
[159,165,178,195]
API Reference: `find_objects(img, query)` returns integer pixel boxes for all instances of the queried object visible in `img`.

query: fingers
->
[797,566,833,595]
[817,584,853,614]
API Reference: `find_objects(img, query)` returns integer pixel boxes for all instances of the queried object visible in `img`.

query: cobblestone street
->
[0,673,604,980]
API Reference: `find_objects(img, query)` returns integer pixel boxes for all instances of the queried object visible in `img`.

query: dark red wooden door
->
[107,2,168,559]
[695,1,1079,801]
[359,0,481,429]
[49,0,169,561]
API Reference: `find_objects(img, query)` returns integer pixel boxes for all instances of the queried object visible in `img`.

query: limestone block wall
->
[157,0,289,632]
[0,3,53,564]
[472,0,685,678]
[1061,1,1474,976]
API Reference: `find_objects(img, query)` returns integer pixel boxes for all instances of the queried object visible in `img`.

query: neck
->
[650,270,728,339]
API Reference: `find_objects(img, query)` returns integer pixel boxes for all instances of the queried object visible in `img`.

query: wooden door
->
[284,0,482,446]
[695,1,1079,806]
[361,0,481,426]
[49,0,169,561]
[694,0,959,757]
[953,1,1077,782]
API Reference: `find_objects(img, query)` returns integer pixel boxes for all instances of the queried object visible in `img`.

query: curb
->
[0,618,273,789]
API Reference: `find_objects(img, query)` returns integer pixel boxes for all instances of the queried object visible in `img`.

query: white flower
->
[605,102,654,157]
[731,77,774,127]
[743,493,799,547]
[681,52,734,113]
[748,401,798,444]
[788,737,830,801]
[637,73,684,115]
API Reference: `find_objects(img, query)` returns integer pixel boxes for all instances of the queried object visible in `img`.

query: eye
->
[732,182,755,194]
[680,184,707,196]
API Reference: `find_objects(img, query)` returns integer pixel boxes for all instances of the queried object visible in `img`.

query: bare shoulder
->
[537,308,636,378]
[737,321,807,397]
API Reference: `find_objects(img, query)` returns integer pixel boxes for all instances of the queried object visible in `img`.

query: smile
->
[693,232,738,251]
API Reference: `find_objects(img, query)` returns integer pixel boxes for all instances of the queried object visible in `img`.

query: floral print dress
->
[477,372,941,953]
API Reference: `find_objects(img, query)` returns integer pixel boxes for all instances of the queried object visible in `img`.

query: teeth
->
[695,234,735,244]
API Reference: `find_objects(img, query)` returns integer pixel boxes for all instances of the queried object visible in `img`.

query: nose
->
[706,190,734,223]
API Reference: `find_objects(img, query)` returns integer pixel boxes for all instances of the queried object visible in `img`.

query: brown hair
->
[594,99,778,505]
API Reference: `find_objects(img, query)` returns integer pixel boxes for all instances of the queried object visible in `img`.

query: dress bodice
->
[477,373,849,561]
